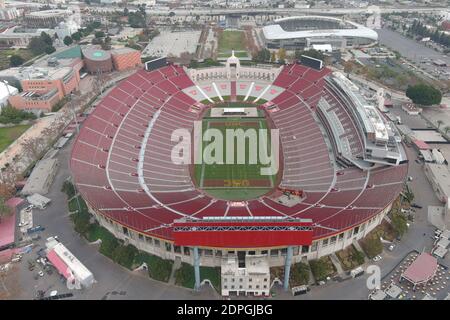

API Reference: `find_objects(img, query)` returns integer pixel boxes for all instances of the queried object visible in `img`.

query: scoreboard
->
[300,55,323,70]
[144,57,168,71]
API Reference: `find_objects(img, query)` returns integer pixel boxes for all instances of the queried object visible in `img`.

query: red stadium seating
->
[71,64,408,243]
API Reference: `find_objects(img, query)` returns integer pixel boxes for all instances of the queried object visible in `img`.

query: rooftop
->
[424,163,450,199]
[26,9,70,18]
[0,207,16,249]
[263,16,378,41]
[402,253,438,285]
[0,65,73,81]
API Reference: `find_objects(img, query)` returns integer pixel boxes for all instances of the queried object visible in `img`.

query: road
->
[4,139,219,300]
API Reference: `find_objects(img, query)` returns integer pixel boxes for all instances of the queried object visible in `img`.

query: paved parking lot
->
[377,28,450,80]
[1,140,219,300]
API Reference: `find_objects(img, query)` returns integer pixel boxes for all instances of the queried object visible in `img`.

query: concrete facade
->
[111,48,142,71]
[88,201,391,268]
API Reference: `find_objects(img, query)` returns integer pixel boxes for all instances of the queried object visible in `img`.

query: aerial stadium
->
[70,53,407,296]
[262,16,379,50]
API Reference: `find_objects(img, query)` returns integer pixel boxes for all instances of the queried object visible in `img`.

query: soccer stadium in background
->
[70,53,408,296]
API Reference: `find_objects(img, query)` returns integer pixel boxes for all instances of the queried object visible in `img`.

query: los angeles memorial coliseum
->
[70,53,407,295]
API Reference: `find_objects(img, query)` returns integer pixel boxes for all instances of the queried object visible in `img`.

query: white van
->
[350,266,364,278]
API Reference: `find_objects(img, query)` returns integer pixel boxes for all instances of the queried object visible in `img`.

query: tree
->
[253,48,270,63]
[45,46,56,54]
[391,212,408,238]
[309,258,331,282]
[277,48,286,61]
[406,84,442,106]
[270,51,276,63]
[437,120,443,129]
[10,55,24,67]
[361,236,383,259]
[291,262,310,286]
[63,36,73,46]
[444,126,450,135]
[28,37,46,55]
[343,61,354,74]
[95,31,105,38]
[40,32,53,46]
[20,136,43,161]
[71,32,81,41]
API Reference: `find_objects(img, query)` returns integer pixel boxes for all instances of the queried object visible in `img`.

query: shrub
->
[406,84,442,106]
[353,250,365,265]
[391,212,408,238]
[0,106,36,124]
[63,36,73,46]
[61,180,76,198]
[290,262,310,286]
[134,251,173,282]
[309,257,335,282]
[360,235,383,259]
[200,266,221,291]
[71,207,91,235]
[99,230,120,259]
[175,263,195,288]
[10,55,24,67]
[112,244,138,269]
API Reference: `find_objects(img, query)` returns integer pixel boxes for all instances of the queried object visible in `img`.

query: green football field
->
[194,108,277,201]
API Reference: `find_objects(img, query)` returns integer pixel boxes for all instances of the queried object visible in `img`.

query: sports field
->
[194,105,277,201]
[218,30,246,53]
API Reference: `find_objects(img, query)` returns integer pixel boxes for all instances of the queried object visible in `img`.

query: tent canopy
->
[402,253,438,285]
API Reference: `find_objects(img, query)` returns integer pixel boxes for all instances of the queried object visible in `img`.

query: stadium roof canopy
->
[263,16,378,41]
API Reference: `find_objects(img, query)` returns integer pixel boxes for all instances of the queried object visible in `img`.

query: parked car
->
[373,255,382,262]
[388,244,396,251]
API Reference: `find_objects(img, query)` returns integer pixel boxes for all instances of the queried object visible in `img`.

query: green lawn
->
[0,49,35,70]
[175,263,221,292]
[0,125,31,153]
[194,107,276,201]
[218,31,246,53]
[218,51,249,59]
[134,251,173,282]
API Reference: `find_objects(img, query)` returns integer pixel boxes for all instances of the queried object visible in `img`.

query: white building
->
[221,254,270,297]
[55,20,80,40]
[424,163,450,203]
[0,81,18,109]
[263,16,378,51]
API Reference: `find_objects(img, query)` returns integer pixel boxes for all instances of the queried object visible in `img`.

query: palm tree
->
[437,120,443,129]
